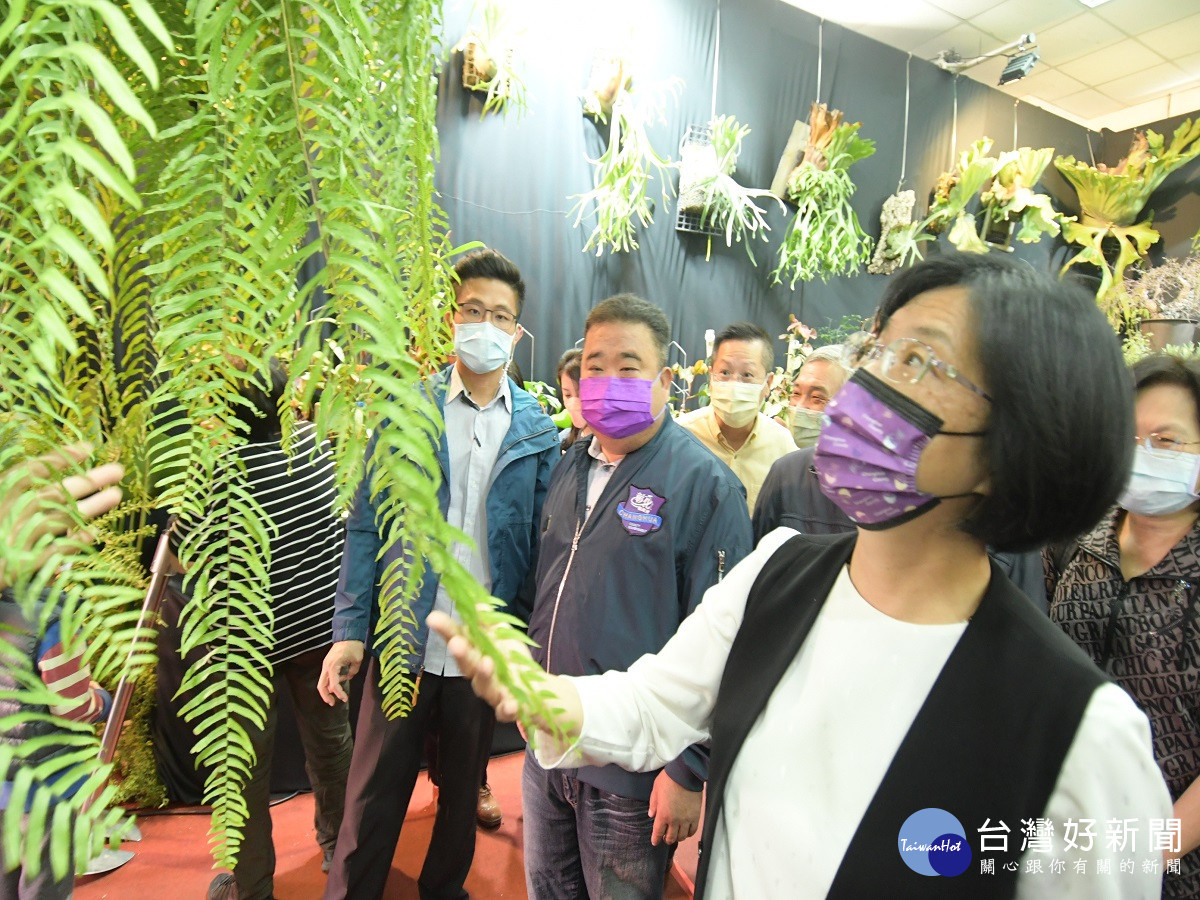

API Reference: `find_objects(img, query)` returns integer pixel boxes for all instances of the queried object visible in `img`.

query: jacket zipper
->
[717,549,726,582]
[545,520,584,672]
[498,424,557,460]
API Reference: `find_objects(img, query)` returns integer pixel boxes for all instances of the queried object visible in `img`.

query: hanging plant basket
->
[571,76,681,255]
[582,53,631,123]
[675,117,781,262]
[771,103,875,286]
[462,41,501,87]
[982,214,1016,252]
[453,2,526,118]
[1056,118,1200,304]
[677,125,717,216]
[676,125,720,236]
[867,189,916,275]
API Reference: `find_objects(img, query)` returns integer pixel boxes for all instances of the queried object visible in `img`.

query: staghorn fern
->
[772,113,876,287]
[2,0,562,878]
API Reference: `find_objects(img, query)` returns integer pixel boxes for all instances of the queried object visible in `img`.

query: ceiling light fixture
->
[1076,0,1115,8]
[999,50,1040,86]
[933,32,1039,85]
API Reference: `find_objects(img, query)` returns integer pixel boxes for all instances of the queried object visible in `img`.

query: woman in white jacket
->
[433,253,1172,900]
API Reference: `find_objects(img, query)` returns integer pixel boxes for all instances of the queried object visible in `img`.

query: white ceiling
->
[779,0,1200,132]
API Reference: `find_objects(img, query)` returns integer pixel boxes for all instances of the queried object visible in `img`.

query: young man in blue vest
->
[318,249,558,899]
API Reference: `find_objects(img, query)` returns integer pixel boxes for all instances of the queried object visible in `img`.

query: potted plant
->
[572,73,681,255]
[1055,118,1200,304]
[867,189,917,275]
[772,103,876,286]
[764,317,817,417]
[978,146,1062,249]
[670,359,709,413]
[453,2,527,118]
[677,116,782,263]
[1117,254,1200,351]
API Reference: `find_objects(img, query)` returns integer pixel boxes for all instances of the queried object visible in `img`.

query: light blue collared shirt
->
[422,367,512,676]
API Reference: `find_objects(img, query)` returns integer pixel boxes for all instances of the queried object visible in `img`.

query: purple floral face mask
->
[814,370,981,529]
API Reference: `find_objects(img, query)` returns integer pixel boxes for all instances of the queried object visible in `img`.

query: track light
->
[999,50,1039,86]
[933,33,1038,79]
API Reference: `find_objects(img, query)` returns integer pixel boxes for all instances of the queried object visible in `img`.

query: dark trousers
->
[236,647,353,900]
[324,661,495,900]
[522,753,672,900]
[0,817,72,900]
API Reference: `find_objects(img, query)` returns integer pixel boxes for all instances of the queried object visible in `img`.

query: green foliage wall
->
[1,0,547,877]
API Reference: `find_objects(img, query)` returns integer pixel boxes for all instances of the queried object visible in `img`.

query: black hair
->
[876,252,1133,552]
[713,321,774,371]
[556,347,582,385]
[454,248,526,316]
[232,358,289,443]
[1131,354,1200,424]
[585,294,670,368]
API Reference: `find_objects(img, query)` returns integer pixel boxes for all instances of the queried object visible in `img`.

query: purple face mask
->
[580,376,661,439]
[814,370,980,529]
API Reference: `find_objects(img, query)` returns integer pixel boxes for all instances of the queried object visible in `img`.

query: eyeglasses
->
[1135,433,1200,455]
[459,303,516,331]
[842,333,992,403]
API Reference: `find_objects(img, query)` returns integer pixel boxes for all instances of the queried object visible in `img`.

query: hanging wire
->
[1013,99,1019,150]
[710,0,721,121]
[816,19,824,105]
[951,75,959,167]
[898,53,911,190]
[1086,130,1096,166]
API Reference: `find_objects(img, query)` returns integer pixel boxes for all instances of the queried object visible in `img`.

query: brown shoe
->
[477,784,502,828]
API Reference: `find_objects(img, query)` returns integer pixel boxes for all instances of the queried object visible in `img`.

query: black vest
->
[697,533,1106,898]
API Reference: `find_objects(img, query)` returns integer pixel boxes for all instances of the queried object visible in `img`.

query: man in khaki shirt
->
[677,322,796,512]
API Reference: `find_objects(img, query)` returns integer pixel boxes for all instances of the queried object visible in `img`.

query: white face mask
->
[1119,444,1200,516]
[709,380,765,429]
[454,322,514,374]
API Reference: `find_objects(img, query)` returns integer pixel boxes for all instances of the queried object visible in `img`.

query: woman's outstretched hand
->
[427,611,584,743]
[427,610,526,721]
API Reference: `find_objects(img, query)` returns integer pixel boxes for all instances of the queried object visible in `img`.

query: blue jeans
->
[522,751,671,900]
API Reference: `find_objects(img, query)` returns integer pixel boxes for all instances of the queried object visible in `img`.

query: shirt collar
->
[1081,507,1200,581]
[705,406,759,447]
[587,436,619,466]
[447,364,512,411]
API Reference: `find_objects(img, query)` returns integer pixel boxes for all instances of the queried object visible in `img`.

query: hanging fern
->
[3,0,567,876]
[0,0,168,881]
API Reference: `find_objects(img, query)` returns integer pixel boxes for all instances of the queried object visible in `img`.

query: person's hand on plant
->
[0,441,124,591]
[317,640,364,705]
[427,610,581,735]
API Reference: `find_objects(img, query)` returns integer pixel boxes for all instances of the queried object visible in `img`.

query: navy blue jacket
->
[528,416,754,800]
[332,367,559,671]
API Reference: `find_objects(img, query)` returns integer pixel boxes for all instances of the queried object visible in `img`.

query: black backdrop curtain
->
[433,0,1105,383]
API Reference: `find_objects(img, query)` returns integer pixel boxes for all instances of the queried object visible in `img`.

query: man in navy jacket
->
[523,294,753,899]
[318,250,558,900]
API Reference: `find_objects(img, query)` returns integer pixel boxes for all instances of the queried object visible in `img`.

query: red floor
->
[74,751,696,899]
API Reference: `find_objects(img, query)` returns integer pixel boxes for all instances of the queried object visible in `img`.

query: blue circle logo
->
[897,808,972,877]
